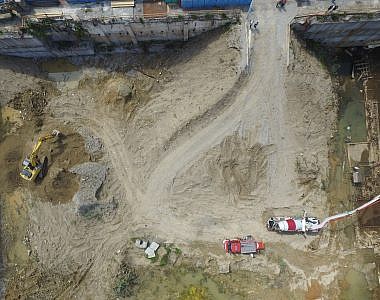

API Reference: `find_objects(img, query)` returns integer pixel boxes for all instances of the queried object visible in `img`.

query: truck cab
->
[223,236,265,255]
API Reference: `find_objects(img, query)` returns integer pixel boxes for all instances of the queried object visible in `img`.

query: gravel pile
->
[77,127,103,155]
[69,162,107,211]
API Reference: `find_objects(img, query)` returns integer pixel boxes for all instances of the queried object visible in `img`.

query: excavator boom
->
[29,130,60,167]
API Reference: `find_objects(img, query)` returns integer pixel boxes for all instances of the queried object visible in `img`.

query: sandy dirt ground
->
[0,1,380,299]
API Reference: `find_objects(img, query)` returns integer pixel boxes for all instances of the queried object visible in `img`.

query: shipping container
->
[25,0,61,6]
[181,0,251,9]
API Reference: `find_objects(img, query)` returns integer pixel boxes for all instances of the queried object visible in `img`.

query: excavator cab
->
[20,130,60,181]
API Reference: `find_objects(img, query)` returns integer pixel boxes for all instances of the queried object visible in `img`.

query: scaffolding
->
[355,61,371,81]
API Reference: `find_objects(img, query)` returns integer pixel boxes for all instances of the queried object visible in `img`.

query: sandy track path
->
[142,2,299,236]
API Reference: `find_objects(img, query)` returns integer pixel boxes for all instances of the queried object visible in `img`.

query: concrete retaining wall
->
[292,13,380,47]
[0,16,235,57]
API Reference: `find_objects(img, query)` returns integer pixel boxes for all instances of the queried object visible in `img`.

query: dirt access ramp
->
[0,25,244,299]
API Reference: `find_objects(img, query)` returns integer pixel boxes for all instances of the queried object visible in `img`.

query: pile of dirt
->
[172,132,269,202]
[78,73,152,119]
[101,77,134,104]
[8,82,60,120]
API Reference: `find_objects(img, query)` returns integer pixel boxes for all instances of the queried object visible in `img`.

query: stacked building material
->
[111,0,134,8]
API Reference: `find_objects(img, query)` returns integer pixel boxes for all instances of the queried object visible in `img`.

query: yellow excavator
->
[20,130,61,181]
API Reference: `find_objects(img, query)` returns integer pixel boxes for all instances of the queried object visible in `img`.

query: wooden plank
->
[111,0,135,8]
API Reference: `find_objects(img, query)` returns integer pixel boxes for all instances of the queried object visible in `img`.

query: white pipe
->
[311,194,380,231]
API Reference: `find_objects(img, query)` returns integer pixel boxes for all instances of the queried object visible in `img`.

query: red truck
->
[223,235,265,255]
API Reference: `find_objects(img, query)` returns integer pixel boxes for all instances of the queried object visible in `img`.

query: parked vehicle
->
[266,195,380,235]
[266,214,320,233]
[223,235,265,255]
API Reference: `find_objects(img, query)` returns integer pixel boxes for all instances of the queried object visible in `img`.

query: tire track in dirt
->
[138,2,301,239]
[51,99,134,200]
[45,1,300,245]
[43,101,142,298]
[42,2,300,293]
[146,3,278,197]
[161,73,249,153]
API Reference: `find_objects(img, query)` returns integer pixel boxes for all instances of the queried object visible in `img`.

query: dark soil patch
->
[28,130,88,205]
[0,123,88,203]
[8,82,60,119]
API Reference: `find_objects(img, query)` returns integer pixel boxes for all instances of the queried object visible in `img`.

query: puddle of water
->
[338,78,367,143]
[133,268,243,300]
[340,268,371,300]
[325,55,379,299]
[329,75,367,210]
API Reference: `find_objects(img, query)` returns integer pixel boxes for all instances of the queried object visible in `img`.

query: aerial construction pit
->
[0,1,380,299]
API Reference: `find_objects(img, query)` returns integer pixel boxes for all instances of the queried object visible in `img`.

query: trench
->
[320,47,379,297]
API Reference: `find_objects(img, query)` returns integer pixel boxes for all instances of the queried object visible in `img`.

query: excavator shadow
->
[35,157,48,184]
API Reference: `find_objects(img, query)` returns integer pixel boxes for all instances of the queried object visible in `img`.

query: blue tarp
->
[181,0,251,9]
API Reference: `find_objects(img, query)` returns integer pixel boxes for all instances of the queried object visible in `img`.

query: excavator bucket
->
[52,130,61,137]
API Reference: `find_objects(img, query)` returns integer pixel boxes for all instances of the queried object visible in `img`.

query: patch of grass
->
[174,247,182,255]
[160,247,171,266]
[278,258,288,274]
[114,261,138,298]
[149,254,159,263]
